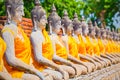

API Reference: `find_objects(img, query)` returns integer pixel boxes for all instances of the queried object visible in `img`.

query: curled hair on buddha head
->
[61,10,73,31]
[72,13,81,31]
[31,0,46,30]
[5,0,24,24]
[48,4,61,29]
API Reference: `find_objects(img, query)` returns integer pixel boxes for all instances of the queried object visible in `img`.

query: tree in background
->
[82,0,120,29]
[0,0,120,30]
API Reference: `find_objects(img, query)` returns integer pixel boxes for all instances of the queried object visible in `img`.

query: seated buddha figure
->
[94,23,112,67]
[71,14,97,72]
[30,1,69,80]
[61,10,88,75]
[106,31,120,63]
[48,4,81,78]
[2,0,45,80]
[79,18,102,70]
[100,28,115,65]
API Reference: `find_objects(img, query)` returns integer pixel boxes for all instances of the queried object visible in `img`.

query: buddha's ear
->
[33,15,37,31]
[61,24,65,36]
[48,20,52,35]
[6,5,11,24]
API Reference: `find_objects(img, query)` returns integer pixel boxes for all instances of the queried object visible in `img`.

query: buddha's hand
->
[34,70,45,80]
[70,63,78,76]
[57,67,69,80]
[92,61,98,71]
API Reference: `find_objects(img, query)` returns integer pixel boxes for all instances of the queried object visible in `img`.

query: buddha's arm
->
[106,53,117,58]
[50,35,73,66]
[2,32,44,80]
[78,54,94,62]
[86,54,101,62]
[0,72,13,80]
[0,66,12,80]
[100,54,113,62]
[53,55,75,67]
[64,40,87,66]
[30,34,60,70]
[50,35,69,80]
[67,55,88,67]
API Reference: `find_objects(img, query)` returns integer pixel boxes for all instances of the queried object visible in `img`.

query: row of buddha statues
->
[0,0,120,80]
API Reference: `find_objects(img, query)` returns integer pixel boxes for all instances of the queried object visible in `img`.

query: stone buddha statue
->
[72,13,99,73]
[61,10,89,75]
[100,28,115,66]
[48,4,85,78]
[105,30,120,64]
[94,22,110,67]
[2,0,45,80]
[79,18,103,71]
[30,1,70,80]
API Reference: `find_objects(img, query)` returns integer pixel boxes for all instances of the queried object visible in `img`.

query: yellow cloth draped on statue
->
[2,26,31,78]
[55,36,68,64]
[98,38,105,55]
[91,38,100,56]
[85,36,94,56]
[0,37,6,72]
[68,35,79,59]
[32,29,54,71]
[78,35,87,56]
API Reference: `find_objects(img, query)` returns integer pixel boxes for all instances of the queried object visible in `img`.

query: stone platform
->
[70,63,120,80]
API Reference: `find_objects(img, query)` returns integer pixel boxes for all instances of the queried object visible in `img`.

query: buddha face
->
[90,28,96,37]
[97,31,101,37]
[37,14,47,30]
[102,32,106,39]
[14,5,24,22]
[74,27,82,35]
[67,24,73,35]
[83,27,89,36]
[54,21,62,35]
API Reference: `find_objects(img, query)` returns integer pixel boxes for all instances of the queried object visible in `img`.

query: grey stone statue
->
[30,1,69,80]
[2,0,45,80]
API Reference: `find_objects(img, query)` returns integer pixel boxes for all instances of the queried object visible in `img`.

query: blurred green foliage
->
[0,0,120,29]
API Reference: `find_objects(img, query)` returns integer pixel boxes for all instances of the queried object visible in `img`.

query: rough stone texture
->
[0,16,33,37]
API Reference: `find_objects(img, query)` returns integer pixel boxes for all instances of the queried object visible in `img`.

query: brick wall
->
[0,16,33,37]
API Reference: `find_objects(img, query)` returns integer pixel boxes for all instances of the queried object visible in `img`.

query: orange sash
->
[2,26,31,78]
[85,36,94,56]
[91,38,100,56]
[68,36,79,59]
[98,38,105,54]
[32,29,54,71]
[0,37,6,72]
[78,35,86,56]
[56,36,68,60]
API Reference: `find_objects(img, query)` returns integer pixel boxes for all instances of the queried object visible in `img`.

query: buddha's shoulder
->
[31,30,43,38]
[2,23,17,36]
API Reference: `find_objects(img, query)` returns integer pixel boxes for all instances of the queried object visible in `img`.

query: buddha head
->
[88,20,96,38]
[61,10,73,35]
[5,0,24,23]
[48,4,62,35]
[94,22,101,38]
[101,28,106,39]
[81,17,88,36]
[31,0,47,30]
[72,13,82,35]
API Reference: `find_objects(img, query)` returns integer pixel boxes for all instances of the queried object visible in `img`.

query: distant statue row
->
[0,0,120,80]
